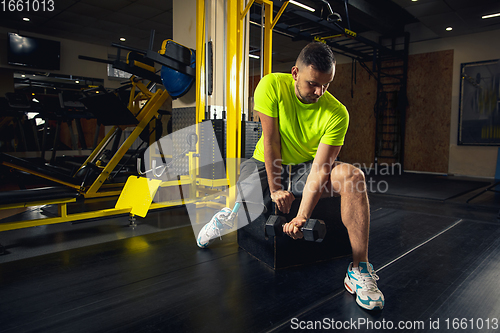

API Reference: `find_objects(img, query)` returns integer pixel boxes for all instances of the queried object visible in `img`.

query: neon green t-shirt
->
[252,73,349,165]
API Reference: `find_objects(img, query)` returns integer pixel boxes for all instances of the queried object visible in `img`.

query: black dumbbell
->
[264,164,327,242]
[265,215,327,243]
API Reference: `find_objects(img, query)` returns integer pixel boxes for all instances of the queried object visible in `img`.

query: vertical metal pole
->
[196,0,206,124]
[205,0,210,120]
[242,1,248,122]
[226,0,243,204]
[262,0,273,75]
[260,4,264,79]
[223,0,227,120]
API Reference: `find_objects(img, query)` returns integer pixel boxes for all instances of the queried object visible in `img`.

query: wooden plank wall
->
[329,49,453,173]
[405,50,453,173]
[329,61,377,168]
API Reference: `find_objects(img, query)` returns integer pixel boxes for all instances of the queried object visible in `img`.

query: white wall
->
[409,28,500,178]
[172,0,197,109]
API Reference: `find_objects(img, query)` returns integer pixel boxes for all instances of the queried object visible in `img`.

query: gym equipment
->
[265,215,327,243]
[0,31,201,233]
[159,40,196,98]
[137,133,198,178]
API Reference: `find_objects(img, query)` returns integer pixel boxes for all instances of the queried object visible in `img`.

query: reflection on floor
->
[0,174,499,332]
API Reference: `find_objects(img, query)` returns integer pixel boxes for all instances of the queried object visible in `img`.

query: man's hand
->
[283,216,307,240]
[271,190,295,214]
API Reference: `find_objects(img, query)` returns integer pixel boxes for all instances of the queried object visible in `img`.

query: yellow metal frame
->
[0,198,76,211]
[0,204,132,232]
[0,76,171,230]
[222,0,287,206]
[1,75,168,199]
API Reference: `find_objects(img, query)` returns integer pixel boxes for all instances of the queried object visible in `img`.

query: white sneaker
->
[344,262,385,310]
[196,207,233,248]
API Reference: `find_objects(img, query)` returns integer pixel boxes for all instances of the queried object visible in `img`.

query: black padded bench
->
[0,152,80,186]
[238,196,352,269]
[0,187,80,207]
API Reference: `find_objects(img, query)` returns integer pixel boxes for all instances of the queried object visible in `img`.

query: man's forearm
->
[264,142,282,193]
[297,170,329,219]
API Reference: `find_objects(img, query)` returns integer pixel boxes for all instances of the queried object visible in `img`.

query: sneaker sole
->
[344,275,355,294]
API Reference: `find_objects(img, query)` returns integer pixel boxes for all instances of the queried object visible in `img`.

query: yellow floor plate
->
[115,176,162,217]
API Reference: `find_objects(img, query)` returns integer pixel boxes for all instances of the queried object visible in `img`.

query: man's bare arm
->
[258,112,295,214]
[283,142,341,238]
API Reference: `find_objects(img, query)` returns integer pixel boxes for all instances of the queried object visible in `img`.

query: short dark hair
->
[296,42,336,72]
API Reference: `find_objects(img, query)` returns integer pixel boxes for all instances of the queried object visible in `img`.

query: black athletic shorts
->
[236,157,313,212]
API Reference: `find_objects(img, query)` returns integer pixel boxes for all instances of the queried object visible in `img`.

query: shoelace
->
[212,219,223,240]
[357,270,380,292]
[206,212,232,240]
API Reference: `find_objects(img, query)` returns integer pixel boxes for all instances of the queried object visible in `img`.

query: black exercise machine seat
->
[0,152,81,186]
[0,186,79,206]
[79,87,139,127]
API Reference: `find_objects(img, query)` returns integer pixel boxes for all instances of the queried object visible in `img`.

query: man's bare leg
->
[327,162,370,267]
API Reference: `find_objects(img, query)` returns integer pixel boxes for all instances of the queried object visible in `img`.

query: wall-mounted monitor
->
[7,32,61,70]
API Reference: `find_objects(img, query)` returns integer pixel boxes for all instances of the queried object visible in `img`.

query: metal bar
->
[241,0,255,20]
[85,90,169,195]
[196,0,206,124]
[1,162,81,190]
[262,0,273,75]
[149,198,199,210]
[0,198,77,211]
[76,126,120,176]
[111,43,146,55]
[293,11,395,55]
[58,202,68,218]
[225,0,243,207]
[78,55,114,65]
[0,207,133,232]
[325,39,371,61]
[271,1,288,30]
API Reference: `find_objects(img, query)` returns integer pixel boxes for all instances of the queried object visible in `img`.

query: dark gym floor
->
[0,173,499,333]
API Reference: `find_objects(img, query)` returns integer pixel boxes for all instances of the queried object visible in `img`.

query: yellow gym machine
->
[117,0,289,224]
[0,0,288,233]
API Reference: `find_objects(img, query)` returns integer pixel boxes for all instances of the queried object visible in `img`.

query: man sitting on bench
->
[197,42,384,311]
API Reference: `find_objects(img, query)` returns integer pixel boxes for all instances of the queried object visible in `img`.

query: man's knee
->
[331,164,366,193]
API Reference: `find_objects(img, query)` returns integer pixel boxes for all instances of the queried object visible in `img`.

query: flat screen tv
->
[7,33,61,70]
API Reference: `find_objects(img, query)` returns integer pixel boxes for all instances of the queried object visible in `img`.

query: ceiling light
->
[289,0,315,13]
[249,54,260,59]
[23,17,30,22]
[120,37,126,42]
[411,0,418,2]
[446,27,453,31]
[482,12,500,19]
